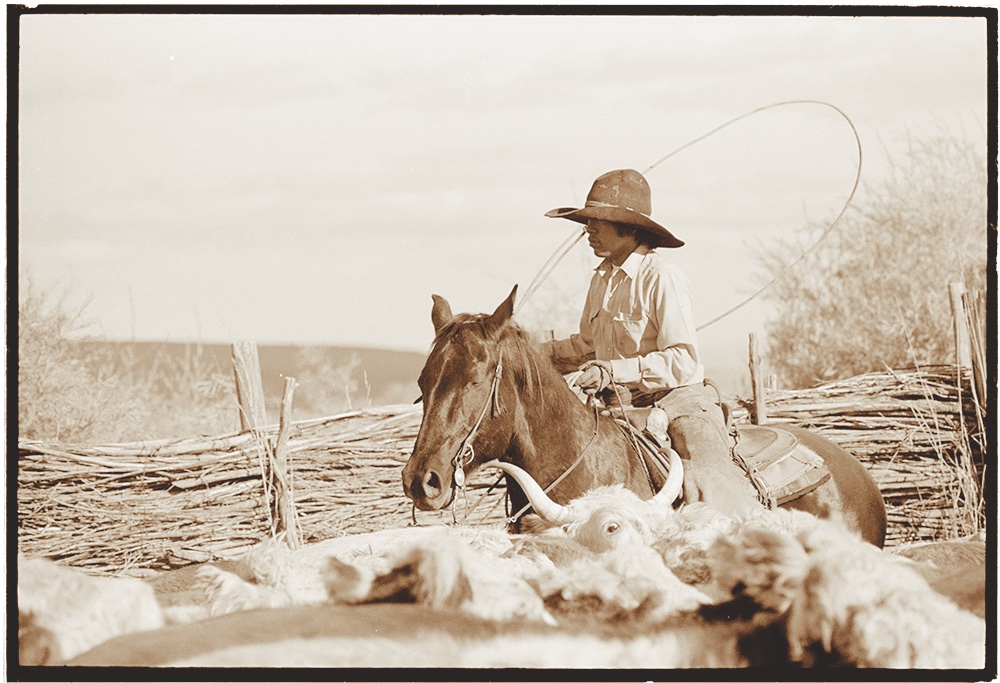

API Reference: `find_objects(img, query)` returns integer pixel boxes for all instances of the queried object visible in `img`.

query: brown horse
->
[402,286,887,547]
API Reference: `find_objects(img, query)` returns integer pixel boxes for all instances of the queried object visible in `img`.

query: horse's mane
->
[431,313,552,398]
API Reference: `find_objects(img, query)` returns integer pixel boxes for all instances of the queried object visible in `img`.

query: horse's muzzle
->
[402,466,455,511]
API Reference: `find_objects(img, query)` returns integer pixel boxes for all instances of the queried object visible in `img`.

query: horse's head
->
[403,285,529,511]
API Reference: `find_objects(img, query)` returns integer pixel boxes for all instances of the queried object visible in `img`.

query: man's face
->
[585,219,635,262]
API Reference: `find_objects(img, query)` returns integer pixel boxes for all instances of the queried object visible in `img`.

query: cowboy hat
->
[545,168,683,248]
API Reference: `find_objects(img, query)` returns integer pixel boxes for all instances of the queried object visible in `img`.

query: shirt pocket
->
[610,312,647,358]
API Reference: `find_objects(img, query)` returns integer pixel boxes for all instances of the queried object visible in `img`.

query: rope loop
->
[515,99,862,331]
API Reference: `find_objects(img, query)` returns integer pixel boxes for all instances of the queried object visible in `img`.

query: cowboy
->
[541,168,762,518]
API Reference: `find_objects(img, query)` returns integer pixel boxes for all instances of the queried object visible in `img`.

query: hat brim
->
[545,206,684,249]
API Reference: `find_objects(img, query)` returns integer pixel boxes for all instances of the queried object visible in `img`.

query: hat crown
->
[585,169,652,217]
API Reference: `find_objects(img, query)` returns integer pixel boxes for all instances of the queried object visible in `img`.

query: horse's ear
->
[431,294,453,333]
[485,285,517,336]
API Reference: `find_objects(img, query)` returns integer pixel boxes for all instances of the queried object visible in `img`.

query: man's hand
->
[573,360,613,395]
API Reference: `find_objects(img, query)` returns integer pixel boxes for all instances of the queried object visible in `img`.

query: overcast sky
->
[16,10,989,392]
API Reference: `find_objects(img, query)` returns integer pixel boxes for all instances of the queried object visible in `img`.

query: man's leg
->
[656,383,762,518]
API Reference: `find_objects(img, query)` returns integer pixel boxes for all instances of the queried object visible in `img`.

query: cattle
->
[148,525,556,625]
[486,457,827,599]
[64,515,985,668]
[21,465,987,670]
[324,533,556,624]
[889,535,988,618]
[17,553,165,664]
[484,455,683,553]
[326,529,709,624]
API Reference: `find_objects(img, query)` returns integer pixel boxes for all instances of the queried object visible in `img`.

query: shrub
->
[17,280,144,443]
[18,279,237,443]
[757,131,988,388]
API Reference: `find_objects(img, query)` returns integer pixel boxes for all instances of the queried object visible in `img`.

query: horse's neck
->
[506,362,625,487]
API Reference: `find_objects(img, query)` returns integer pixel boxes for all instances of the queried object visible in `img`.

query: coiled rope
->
[514,99,863,330]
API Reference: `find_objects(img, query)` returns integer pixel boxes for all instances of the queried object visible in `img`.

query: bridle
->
[409,345,506,525]
[447,343,603,527]
[409,338,611,526]
[450,347,504,492]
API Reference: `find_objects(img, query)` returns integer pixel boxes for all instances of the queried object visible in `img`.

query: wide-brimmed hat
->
[545,168,683,248]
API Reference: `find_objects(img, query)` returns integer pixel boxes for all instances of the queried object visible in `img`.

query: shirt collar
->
[595,245,650,280]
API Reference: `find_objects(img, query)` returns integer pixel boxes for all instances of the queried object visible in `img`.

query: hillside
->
[79,340,427,423]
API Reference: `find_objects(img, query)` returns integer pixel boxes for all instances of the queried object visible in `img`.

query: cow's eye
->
[606,522,619,534]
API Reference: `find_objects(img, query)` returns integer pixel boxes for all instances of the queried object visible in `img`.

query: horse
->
[402,286,887,547]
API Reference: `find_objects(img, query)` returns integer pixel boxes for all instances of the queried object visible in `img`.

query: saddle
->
[732,425,831,507]
[617,407,830,508]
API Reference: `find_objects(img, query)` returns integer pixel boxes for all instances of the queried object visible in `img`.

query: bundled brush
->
[18,405,508,576]
[734,364,985,545]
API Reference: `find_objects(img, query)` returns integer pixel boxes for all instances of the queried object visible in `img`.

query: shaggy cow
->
[890,535,988,618]
[17,553,165,664]
[65,517,986,668]
[326,529,709,624]
[148,525,555,625]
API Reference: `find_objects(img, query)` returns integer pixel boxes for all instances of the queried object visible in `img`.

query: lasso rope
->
[516,99,863,330]
[513,227,586,316]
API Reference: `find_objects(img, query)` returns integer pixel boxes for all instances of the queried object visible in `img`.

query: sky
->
[15,9,990,394]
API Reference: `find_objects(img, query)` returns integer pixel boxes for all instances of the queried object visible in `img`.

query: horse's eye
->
[606,522,619,534]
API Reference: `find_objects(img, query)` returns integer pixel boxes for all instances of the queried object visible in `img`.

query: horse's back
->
[767,424,887,548]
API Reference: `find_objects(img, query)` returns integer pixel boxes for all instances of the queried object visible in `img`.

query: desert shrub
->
[17,281,145,443]
[89,342,237,440]
[757,131,988,388]
[18,280,237,443]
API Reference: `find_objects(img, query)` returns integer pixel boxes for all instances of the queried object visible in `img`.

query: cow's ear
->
[485,285,517,336]
[431,294,453,333]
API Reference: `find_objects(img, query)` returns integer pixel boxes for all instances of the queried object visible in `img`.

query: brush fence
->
[733,364,984,545]
[18,405,509,576]
[18,367,982,575]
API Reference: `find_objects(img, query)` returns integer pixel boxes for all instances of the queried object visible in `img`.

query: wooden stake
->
[232,341,267,433]
[948,282,973,370]
[749,333,767,425]
[271,377,300,549]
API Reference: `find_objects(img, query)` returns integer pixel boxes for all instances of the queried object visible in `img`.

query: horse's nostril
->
[422,470,442,497]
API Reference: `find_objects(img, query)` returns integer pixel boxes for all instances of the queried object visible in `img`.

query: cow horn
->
[647,449,684,510]
[482,460,577,526]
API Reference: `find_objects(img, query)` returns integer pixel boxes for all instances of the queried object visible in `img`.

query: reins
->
[503,400,601,527]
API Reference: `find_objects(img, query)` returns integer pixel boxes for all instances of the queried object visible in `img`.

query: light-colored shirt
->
[548,246,705,393]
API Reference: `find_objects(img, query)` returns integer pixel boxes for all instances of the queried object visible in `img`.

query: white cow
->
[65,515,986,668]
[17,553,165,664]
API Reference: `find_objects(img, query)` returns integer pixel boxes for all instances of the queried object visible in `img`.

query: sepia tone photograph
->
[11,4,994,675]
